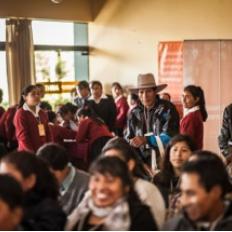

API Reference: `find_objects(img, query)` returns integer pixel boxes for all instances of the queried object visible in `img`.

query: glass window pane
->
[35,51,75,82]
[0,52,9,104]
[32,20,74,45]
[0,19,6,41]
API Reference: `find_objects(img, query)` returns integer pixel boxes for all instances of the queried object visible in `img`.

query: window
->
[32,20,89,105]
[0,18,9,106]
[32,20,89,83]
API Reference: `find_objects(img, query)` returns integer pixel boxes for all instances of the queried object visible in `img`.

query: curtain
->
[6,18,35,105]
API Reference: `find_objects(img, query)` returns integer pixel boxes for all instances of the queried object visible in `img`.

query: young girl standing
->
[14,85,51,152]
[180,85,208,149]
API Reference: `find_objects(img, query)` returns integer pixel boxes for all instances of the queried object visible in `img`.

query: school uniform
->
[87,94,117,132]
[0,105,18,150]
[76,117,113,163]
[115,95,129,136]
[14,103,51,152]
[48,124,76,146]
[180,106,203,149]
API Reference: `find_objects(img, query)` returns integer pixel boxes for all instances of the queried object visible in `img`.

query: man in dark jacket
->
[163,151,232,231]
[218,103,232,164]
[125,73,179,167]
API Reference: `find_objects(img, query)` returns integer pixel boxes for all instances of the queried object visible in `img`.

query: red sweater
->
[115,96,129,129]
[180,110,203,149]
[48,124,76,146]
[76,118,112,149]
[14,108,51,152]
[0,106,5,120]
[0,105,18,145]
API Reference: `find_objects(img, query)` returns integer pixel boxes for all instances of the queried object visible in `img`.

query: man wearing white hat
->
[126,73,179,170]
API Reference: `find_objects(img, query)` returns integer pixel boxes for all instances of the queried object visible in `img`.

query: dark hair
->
[183,150,232,197]
[89,156,133,192]
[58,103,78,118]
[40,101,52,111]
[2,151,59,200]
[90,80,103,89]
[184,85,208,121]
[130,93,139,102]
[161,92,171,101]
[0,174,23,209]
[77,106,104,125]
[19,85,37,108]
[112,82,123,91]
[89,156,145,209]
[0,89,3,98]
[37,143,69,171]
[77,81,90,91]
[157,134,197,185]
[47,110,57,123]
[190,149,219,161]
[102,137,149,179]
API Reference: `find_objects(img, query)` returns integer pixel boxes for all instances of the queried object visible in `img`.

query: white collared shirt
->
[23,103,41,118]
[183,105,200,117]
[88,94,108,104]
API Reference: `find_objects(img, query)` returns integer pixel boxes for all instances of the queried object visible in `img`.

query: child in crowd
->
[14,85,51,152]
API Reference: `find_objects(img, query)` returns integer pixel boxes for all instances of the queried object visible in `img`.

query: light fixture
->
[51,0,63,4]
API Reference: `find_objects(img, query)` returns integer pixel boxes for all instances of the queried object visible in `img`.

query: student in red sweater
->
[76,107,113,164]
[14,85,51,152]
[111,82,129,137]
[0,104,18,151]
[180,85,208,149]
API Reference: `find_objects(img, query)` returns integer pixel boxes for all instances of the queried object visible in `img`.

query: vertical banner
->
[158,41,183,117]
[158,41,183,102]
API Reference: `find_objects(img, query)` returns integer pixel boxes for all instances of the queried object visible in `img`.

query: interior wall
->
[0,0,93,22]
[88,0,232,89]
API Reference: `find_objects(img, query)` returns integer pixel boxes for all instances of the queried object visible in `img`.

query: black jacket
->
[218,104,232,157]
[163,200,232,231]
[21,193,66,231]
[129,200,158,231]
[125,97,179,159]
[87,95,117,132]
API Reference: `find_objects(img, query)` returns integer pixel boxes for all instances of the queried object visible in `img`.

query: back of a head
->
[0,174,23,230]
[103,137,138,162]
[58,103,77,117]
[37,143,69,171]
[2,151,59,200]
[40,101,52,111]
[0,174,23,209]
[102,137,148,178]
[182,150,232,197]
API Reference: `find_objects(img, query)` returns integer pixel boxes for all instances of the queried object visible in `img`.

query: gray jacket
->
[60,168,89,215]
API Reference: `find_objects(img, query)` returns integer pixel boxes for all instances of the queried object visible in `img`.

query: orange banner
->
[158,41,183,102]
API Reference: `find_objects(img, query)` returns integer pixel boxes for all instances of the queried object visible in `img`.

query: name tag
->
[38,123,46,136]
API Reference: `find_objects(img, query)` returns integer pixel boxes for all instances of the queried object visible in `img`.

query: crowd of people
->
[0,73,232,230]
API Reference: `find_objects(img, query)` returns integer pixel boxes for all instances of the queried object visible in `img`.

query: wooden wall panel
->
[183,41,220,153]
